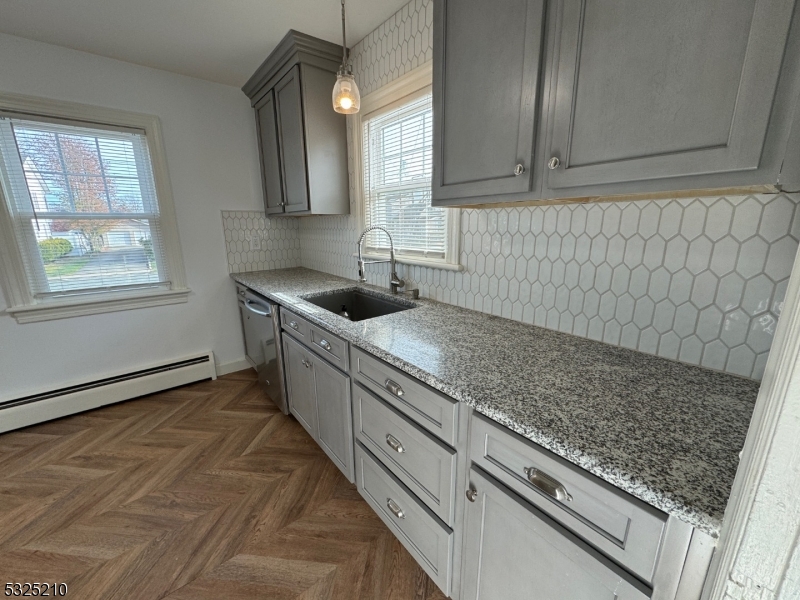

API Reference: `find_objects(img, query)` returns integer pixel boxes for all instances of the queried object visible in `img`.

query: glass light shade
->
[332,71,361,114]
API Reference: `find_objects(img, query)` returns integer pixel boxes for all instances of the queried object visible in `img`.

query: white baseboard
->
[216,358,253,376]
[0,352,216,435]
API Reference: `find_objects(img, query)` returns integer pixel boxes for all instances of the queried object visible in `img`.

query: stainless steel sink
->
[303,289,414,321]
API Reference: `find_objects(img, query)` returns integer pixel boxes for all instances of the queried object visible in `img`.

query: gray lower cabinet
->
[461,467,651,600]
[282,333,354,481]
[432,0,800,206]
[283,334,318,438]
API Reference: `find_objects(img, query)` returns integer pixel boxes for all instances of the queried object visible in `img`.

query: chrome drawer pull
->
[386,433,405,454]
[387,498,405,519]
[466,487,478,502]
[319,339,332,351]
[523,467,572,502]
[384,379,405,397]
[302,359,312,369]
[289,320,299,330]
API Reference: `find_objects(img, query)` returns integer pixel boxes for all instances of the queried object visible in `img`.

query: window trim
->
[350,62,461,270]
[0,92,189,323]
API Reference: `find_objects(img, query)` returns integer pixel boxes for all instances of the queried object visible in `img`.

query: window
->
[0,95,188,323]
[356,64,459,268]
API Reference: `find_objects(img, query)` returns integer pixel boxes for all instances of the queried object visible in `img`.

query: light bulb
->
[332,70,361,114]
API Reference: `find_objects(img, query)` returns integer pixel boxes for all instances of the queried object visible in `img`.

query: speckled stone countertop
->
[232,267,759,537]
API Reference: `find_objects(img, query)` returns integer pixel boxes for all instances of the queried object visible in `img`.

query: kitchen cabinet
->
[283,334,318,437]
[432,0,800,207]
[431,0,546,201]
[254,91,284,215]
[461,467,651,600]
[242,31,349,216]
[282,312,354,481]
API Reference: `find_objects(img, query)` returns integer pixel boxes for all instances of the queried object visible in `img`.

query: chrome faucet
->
[357,226,405,294]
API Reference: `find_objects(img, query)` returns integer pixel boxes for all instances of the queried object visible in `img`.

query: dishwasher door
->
[238,288,288,414]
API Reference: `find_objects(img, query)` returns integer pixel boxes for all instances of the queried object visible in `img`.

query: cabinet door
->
[254,90,285,215]
[432,0,546,203]
[311,354,354,482]
[543,0,796,194]
[283,335,317,438]
[274,66,310,214]
[461,468,650,600]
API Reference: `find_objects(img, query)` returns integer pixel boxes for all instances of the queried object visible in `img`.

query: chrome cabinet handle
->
[387,498,405,519]
[514,163,525,176]
[548,156,560,170]
[384,379,404,398]
[466,487,478,502]
[319,339,332,352]
[301,359,312,369]
[523,467,572,502]
[289,320,299,330]
[386,434,405,454]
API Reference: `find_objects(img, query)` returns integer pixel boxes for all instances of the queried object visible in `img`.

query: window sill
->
[354,252,464,272]
[4,287,191,324]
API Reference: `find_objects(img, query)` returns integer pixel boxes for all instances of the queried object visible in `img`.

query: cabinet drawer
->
[353,383,456,525]
[281,308,310,340]
[308,323,348,372]
[470,413,667,583]
[351,348,458,446]
[355,443,453,596]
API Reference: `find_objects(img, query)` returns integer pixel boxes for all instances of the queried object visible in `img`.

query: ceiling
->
[0,0,408,87]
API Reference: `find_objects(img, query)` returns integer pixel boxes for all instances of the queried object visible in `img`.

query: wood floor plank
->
[0,371,449,599]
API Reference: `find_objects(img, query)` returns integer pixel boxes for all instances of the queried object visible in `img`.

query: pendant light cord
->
[340,0,348,71]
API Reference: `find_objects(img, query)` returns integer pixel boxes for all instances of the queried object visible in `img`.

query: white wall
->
[0,33,262,399]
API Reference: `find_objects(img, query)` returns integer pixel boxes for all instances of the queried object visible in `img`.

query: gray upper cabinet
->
[541,0,799,198]
[254,91,284,215]
[432,0,546,202]
[432,0,800,207]
[243,31,350,216]
[461,467,651,600]
[274,67,310,214]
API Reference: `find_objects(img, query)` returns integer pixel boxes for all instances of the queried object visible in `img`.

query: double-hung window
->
[0,95,188,322]
[357,64,459,268]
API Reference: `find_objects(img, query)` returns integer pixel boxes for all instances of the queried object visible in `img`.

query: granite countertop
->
[232,267,759,537]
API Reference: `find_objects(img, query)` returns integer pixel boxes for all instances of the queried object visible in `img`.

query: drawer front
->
[281,308,310,341]
[353,383,456,525]
[355,443,453,596]
[308,323,349,372]
[470,413,667,583]
[352,347,458,446]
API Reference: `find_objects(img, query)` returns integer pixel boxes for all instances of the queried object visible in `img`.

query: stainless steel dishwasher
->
[236,284,288,414]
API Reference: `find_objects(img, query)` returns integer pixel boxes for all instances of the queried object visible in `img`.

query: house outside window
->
[354,64,459,269]
[0,94,188,323]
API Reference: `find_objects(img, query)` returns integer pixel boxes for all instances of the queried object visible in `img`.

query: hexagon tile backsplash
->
[221,211,300,273]
[298,194,799,381]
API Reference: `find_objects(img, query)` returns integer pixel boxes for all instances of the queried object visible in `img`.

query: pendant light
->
[332,0,361,114]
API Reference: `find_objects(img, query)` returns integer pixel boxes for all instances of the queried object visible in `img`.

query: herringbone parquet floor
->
[0,370,448,599]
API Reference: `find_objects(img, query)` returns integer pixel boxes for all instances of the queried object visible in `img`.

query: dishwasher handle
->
[243,298,270,317]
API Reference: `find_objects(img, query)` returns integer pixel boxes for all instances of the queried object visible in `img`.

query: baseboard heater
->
[0,352,217,435]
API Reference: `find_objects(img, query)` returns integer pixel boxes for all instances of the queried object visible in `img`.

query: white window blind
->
[362,92,447,259]
[0,115,170,298]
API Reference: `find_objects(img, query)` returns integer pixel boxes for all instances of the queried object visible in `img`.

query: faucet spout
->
[356,226,405,293]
